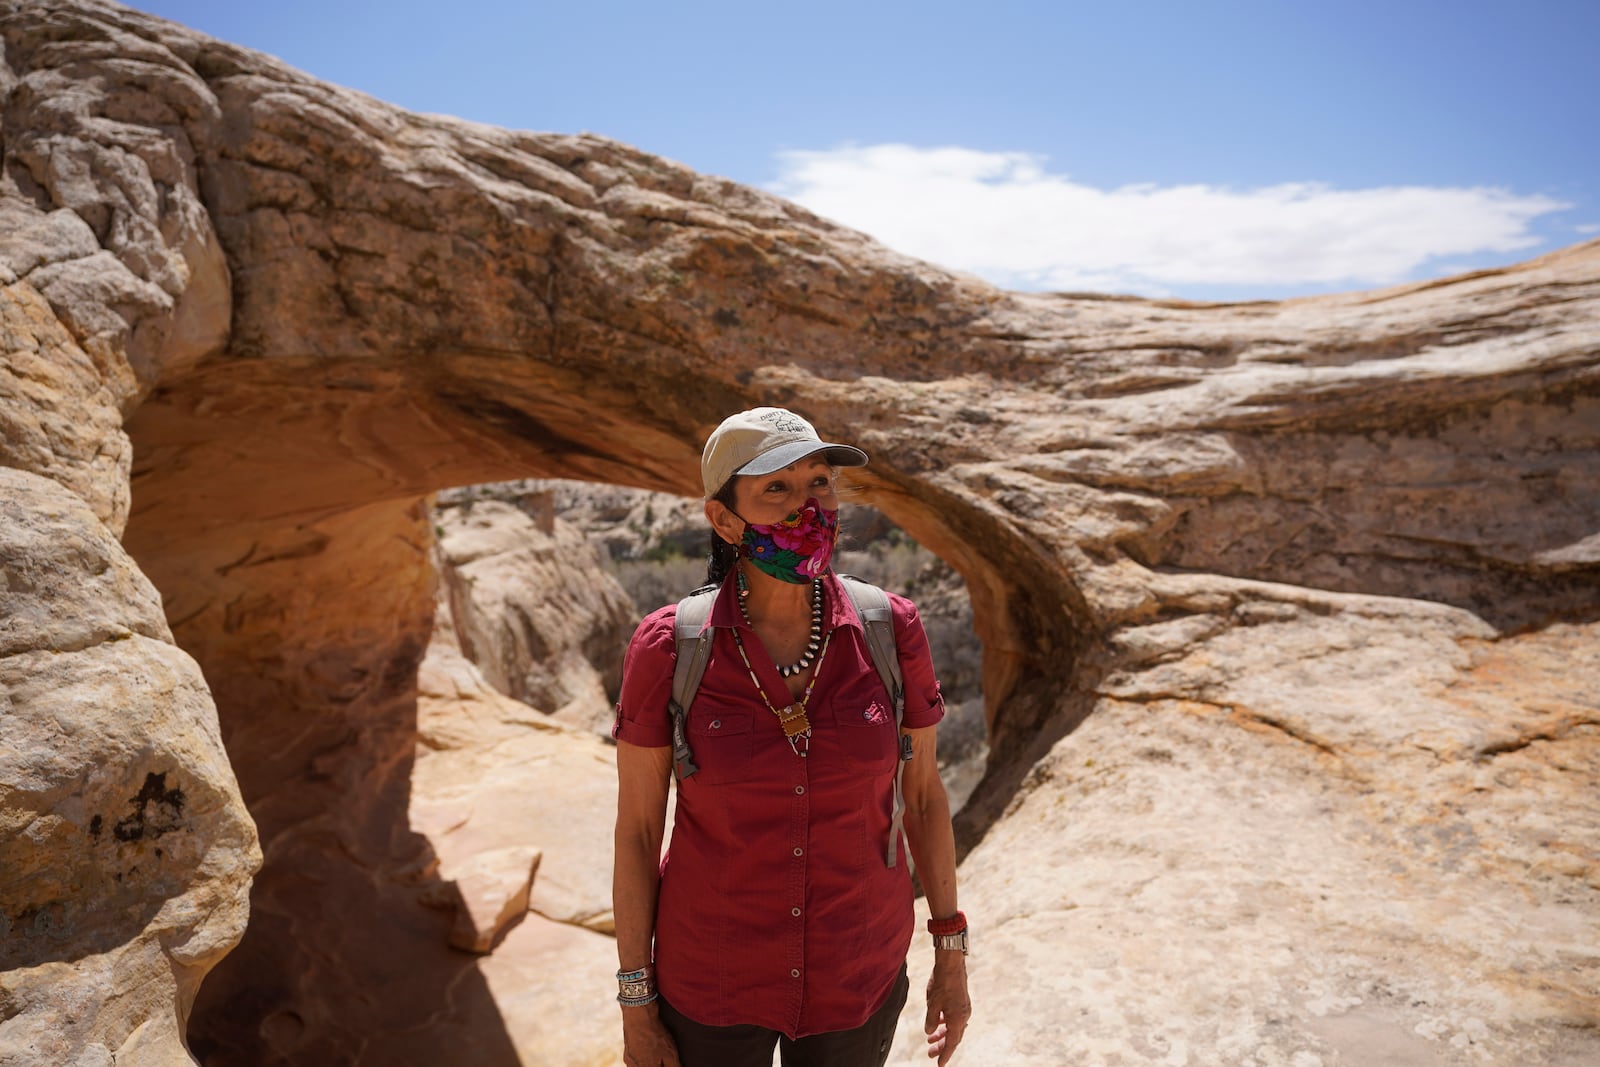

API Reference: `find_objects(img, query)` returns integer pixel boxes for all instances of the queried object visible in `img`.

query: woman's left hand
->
[924,951,971,1064]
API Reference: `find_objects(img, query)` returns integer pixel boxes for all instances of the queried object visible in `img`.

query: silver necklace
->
[739,577,825,678]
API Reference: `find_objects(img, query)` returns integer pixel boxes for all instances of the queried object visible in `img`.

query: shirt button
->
[710,719,722,729]
[794,785,805,795]
[792,847,803,857]
[790,969,801,978]
[792,907,802,917]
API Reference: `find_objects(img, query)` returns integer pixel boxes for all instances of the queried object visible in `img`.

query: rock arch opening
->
[119,365,1088,1060]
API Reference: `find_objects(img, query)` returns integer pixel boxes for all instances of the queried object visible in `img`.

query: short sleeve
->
[612,605,678,748]
[888,592,945,730]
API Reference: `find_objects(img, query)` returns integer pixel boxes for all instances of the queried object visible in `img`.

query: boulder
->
[0,467,258,1066]
[442,845,541,955]
[431,493,637,735]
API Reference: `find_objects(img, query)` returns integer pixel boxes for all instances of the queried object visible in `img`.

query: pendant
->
[774,703,811,740]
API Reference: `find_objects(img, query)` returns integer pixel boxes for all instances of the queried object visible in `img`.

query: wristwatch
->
[927,910,970,954]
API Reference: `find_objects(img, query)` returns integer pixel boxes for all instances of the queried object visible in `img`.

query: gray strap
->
[839,576,913,874]
[669,586,718,781]
[840,576,903,719]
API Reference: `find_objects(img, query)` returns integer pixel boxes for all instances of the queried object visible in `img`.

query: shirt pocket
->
[687,706,757,785]
[831,699,899,775]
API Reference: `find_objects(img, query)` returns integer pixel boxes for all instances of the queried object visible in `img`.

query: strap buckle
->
[669,700,699,780]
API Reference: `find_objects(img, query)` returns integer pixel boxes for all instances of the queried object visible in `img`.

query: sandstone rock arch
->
[3,2,1598,1064]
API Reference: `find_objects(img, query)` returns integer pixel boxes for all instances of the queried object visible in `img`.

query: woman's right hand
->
[622,1004,681,1067]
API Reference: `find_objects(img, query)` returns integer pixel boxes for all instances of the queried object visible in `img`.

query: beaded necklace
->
[738,576,825,677]
[731,601,833,758]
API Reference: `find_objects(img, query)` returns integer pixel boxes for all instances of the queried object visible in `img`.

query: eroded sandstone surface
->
[0,466,258,1065]
[2,1,1597,1064]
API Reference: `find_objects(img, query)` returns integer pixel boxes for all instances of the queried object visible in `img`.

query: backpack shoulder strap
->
[837,575,915,873]
[668,584,719,781]
[837,575,904,720]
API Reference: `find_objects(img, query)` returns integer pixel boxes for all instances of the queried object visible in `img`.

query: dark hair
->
[705,477,741,586]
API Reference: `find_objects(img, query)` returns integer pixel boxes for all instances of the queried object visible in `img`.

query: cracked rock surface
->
[1,1,1597,1064]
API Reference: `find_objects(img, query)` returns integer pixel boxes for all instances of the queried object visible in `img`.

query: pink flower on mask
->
[770,501,837,555]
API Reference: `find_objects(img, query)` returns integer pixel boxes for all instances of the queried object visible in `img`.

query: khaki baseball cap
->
[701,407,869,498]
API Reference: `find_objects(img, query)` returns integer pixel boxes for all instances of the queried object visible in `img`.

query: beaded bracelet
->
[616,965,658,1007]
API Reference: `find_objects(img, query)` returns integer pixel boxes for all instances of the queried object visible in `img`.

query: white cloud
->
[768,144,1571,296]
[1577,223,1600,235]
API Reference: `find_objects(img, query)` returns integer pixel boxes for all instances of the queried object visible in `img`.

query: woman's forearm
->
[901,727,960,919]
[613,821,664,969]
[613,741,672,971]
[905,785,959,918]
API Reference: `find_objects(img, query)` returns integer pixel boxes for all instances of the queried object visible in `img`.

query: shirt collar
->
[705,570,863,634]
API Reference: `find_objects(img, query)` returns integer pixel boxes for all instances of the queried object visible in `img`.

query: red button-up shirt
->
[613,571,945,1038]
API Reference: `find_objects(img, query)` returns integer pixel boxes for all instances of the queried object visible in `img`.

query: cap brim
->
[735,441,869,478]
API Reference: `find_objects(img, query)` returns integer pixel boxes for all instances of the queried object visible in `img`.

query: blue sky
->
[130,0,1599,300]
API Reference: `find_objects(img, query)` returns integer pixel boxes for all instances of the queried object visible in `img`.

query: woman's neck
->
[739,563,817,625]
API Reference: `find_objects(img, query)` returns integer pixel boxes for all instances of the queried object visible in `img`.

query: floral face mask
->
[737,498,840,584]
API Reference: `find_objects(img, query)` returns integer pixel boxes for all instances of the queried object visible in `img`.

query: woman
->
[612,407,972,1067]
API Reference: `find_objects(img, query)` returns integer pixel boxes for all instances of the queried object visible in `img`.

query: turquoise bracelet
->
[616,965,657,1006]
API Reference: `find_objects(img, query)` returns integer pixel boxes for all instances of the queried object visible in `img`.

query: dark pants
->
[658,965,910,1067]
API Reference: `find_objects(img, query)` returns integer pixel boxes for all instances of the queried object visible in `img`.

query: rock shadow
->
[122,483,526,1065]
